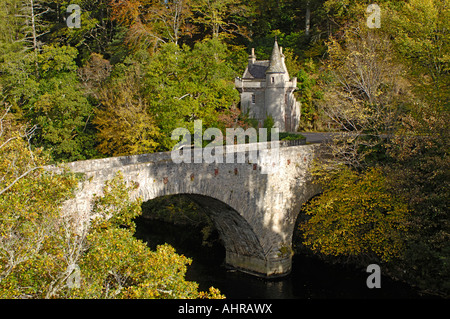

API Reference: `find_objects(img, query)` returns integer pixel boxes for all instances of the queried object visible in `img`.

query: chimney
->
[249,48,256,64]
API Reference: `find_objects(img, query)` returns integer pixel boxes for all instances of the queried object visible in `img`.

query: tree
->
[31,45,99,162]
[294,58,324,131]
[0,0,24,44]
[387,0,449,109]
[48,1,118,61]
[318,27,410,168]
[0,0,42,104]
[0,111,224,298]
[0,106,83,298]
[248,0,300,39]
[191,0,250,40]
[78,53,112,99]
[12,0,52,76]
[385,109,450,296]
[0,104,40,196]
[109,0,194,48]
[143,38,240,150]
[300,165,410,263]
[94,71,161,157]
[151,0,194,45]
[0,42,100,162]
[0,5,101,163]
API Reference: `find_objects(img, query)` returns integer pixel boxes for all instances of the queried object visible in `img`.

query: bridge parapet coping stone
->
[55,139,306,174]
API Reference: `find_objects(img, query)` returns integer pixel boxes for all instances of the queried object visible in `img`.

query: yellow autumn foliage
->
[0,113,223,299]
[94,73,161,157]
[300,165,410,262]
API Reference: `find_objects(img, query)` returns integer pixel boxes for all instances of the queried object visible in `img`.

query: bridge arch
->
[139,193,266,275]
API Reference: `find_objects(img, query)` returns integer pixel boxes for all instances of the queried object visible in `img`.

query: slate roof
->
[242,40,285,79]
[266,40,285,74]
[243,60,270,79]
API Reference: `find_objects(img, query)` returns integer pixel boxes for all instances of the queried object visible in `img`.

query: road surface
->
[299,132,335,144]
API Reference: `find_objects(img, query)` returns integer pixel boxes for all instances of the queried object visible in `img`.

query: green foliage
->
[192,0,251,39]
[296,59,324,131]
[263,115,274,131]
[142,38,240,150]
[0,44,99,162]
[33,72,96,161]
[43,0,117,61]
[33,49,98,161]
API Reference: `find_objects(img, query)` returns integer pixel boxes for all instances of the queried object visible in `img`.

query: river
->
[134,217,424,299]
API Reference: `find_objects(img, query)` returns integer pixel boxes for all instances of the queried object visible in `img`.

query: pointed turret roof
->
[266,39,285,74]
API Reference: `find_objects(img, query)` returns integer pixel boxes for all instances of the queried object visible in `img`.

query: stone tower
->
[235,40,300,132]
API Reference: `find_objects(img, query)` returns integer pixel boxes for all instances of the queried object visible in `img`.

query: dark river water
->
[134,218,425,299]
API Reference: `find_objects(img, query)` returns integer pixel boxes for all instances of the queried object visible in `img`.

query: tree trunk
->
[29,0,39,76]
[305,0,311,37]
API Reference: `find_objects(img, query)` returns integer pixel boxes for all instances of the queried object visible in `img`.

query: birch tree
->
[191,0,249,39]
[319,27,410,169]
[17,0,50,75]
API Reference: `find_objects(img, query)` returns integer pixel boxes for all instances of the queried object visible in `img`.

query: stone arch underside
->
[186,194,266,263]
[140,192,268,276]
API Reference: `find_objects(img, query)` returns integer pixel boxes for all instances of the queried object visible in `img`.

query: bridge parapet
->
[60,139,306,174]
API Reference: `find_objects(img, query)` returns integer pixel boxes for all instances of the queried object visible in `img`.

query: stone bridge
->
[61,141,322,278]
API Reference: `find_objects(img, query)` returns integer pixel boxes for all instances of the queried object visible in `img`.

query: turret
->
[266,40,285,74]
[265,39,287,129]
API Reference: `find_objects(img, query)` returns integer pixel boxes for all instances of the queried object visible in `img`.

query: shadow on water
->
[134,217,427,299]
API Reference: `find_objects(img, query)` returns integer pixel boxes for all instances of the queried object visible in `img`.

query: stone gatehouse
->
[235,40,301,132]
